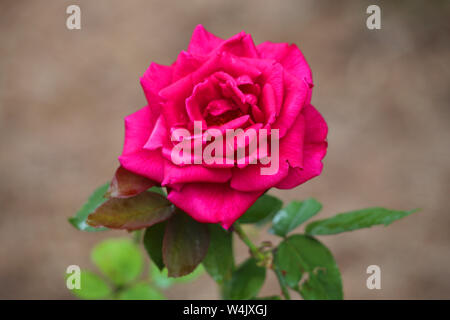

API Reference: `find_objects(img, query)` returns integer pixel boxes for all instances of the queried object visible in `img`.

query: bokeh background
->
[1,0,449,299]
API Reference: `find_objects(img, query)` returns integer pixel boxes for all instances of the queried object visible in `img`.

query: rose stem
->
[233,223,291,300]
[233,223,265,262]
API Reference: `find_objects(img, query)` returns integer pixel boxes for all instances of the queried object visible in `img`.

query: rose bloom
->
[119,25,328,228]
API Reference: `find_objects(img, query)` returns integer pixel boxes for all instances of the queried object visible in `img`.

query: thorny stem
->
[233,223,291,300]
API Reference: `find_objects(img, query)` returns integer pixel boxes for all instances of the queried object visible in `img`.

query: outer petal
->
[272,72,309,137]
[275,142,327,189]
[230,160,290,192]
[278,113,306,168]
[188,24,223,56]
[118,106,165,182]
[276,104,328,189]
[167,183,263,229]
[119,150,164,184]
[227,109,308,192]
[257,41,313,85]
[158,74,192,128]
[143,115,169,151]
[188,25,258,59]
[172,50,205,81]
[162,161,232,186]
[121,106,157,154]
[217,32,258,58]
[301,104,328,144]
[140,63,173,110]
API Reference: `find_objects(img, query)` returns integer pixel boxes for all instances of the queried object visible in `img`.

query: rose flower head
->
[118,25,328,229]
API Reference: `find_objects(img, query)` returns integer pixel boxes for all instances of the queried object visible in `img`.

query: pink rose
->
[119,25,328,229]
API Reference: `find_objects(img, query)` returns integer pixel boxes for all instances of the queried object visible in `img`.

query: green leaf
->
[143,222,167,271]
[270,199,322,237]
[87,191,173,231]
[274,234,343,300]
[202,224,234,283]
[238,194,283,224]
[91,238,143,286]
[273,264,291,300]
[150,264,204,289]
[162,211,210,277]
[106,166,156,199]
[173,264,204,283]
[70,270,112,300]
[118,283,165,300]
[306,207,418,236]
[149,263,174,289]
[69,183,109,232]
[226,258,266,300]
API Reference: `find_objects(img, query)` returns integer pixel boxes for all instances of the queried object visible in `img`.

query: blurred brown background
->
[1,0,449,299]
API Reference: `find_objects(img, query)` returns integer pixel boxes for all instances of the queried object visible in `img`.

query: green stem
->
[233,223,291,300]
[233,223,265,261]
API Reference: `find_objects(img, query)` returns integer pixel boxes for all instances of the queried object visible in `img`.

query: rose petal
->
[121,106,157,154]
[251,104,265,123]
[216,115,250,131]
[279,44,313,85]
[242,58,284,115]
[275,142,327,189]
[217,32,258,58]
[279,113,306,168]
[158,76,191,128]
[162,161,232,186]
[257,42,312,85]
[276,104,328,189]
[192,52,261,83]
[143,115,169,151]
[140,63,173,110]
[119,150,165,183]
[230,160,290,192]
[260,84,277,125]
[185,77,221,127]
[302,104,328,144]
[188,24,223,56]
[204,99,235,117]
[119,106,165,182]
[272,72,309,137]
[159,52,259,129]
[172,50,204,81]
[167,183,263,229]
[189,25,258,59]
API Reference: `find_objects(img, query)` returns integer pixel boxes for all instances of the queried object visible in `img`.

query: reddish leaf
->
[106,166,156,198]
[87,191,173,231]
[163,211,210,277]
